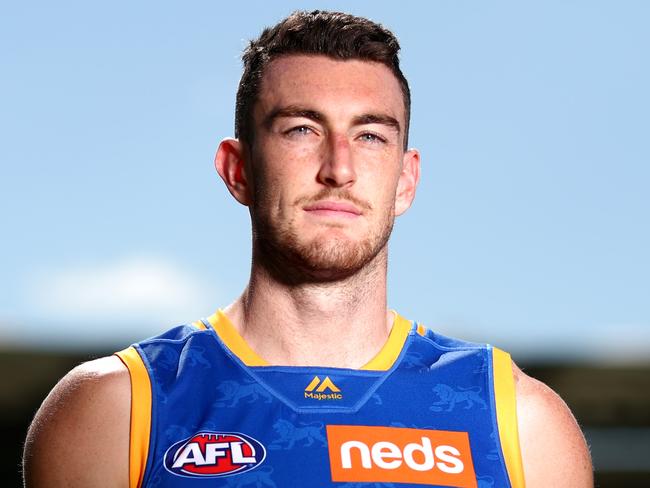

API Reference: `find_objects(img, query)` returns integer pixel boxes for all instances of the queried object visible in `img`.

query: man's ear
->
[394,148,421,216]
[214,138,251,206]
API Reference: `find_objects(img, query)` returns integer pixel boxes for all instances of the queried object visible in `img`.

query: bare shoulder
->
[513,362,593,488]
[23,355,131,488]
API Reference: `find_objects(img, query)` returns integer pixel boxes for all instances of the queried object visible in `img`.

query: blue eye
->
[287,126,313,136]
[359,132,386,144]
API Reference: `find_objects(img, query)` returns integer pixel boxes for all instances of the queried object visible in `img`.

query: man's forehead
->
[255,54,406,122]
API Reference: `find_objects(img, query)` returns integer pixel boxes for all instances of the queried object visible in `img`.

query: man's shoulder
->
[27,354,131,435]
[23,355,130,487]
[32,355,131,418]
[513,362,594,487]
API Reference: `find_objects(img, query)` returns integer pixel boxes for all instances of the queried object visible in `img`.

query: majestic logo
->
[164,431,266,478]
[304,376,343,400]
[326,425,477,487]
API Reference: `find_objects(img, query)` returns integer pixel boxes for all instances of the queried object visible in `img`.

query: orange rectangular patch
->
[326,425,477,487]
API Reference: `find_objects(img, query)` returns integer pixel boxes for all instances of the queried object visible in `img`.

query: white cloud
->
[28,256,219,327]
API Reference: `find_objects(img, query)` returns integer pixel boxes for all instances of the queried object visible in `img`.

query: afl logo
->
[164,431,266,478]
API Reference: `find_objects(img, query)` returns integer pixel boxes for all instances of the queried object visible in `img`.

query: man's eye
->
[286,126,313,136]
[359,132,386,144]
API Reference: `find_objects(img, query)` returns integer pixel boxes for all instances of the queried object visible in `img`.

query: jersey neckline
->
[202,309,414,371]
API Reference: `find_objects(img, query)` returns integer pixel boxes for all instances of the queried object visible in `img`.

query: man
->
[23,10,593,488]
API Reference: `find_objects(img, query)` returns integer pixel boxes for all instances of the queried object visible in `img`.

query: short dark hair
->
[235,10,411,149]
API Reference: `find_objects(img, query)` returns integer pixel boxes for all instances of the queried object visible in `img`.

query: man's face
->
[245,55,419,281]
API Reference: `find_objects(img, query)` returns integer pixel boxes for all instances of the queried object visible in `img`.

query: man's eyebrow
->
[264,106,324,128]
[263,107,401,134]
[353,113,401,134]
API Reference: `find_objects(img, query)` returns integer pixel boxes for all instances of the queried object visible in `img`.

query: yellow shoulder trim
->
[416,323,427,336]
[115,346,152,488]
[192,320,207,330]
[206,310,269,366]
[361,312,412,371]
[492,347,526,488]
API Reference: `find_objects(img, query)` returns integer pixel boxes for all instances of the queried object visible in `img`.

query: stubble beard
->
[252,197,395,284]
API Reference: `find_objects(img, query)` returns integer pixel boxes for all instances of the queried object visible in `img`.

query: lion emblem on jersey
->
[156,344,211,370]
[401,352,431,371]
[429,384,488,412]
[214,380,273,407]
[158,346,180,370]
[269,419,327,449]
[179,346,212,369]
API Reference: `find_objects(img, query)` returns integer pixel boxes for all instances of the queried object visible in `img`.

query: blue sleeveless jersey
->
[116,311,524,488]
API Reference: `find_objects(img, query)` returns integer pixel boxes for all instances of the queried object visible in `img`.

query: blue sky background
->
[1,1,648,362]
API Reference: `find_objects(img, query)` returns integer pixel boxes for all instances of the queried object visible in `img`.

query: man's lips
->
[303,200,363,218]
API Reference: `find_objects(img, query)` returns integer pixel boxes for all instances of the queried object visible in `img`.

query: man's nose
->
[317,134,356,187]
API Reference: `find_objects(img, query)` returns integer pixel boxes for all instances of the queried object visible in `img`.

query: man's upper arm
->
[23,355,131,488]
[514,363,593,488]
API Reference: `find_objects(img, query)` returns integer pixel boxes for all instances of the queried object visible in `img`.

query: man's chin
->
[253,216,393,284]
[256,237,380,284]
[286,238,385,282]
[298,257,366,282]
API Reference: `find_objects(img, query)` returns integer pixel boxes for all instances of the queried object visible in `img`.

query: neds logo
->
[164,431,266,478]
[326,425,477,487]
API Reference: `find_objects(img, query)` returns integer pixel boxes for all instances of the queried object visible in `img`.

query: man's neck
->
[223,250,393,369]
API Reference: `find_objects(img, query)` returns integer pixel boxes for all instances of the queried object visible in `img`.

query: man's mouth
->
[303,200,362,218]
